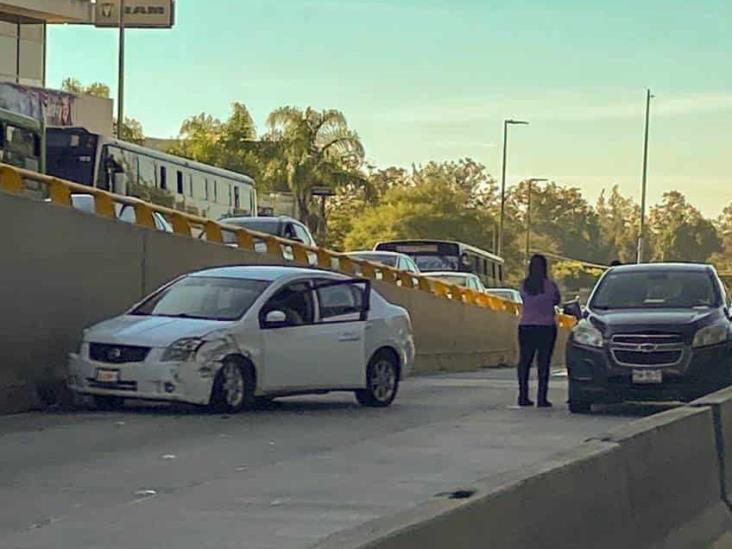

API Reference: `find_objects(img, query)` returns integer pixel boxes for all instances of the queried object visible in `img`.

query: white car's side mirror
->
[264,310,287,327]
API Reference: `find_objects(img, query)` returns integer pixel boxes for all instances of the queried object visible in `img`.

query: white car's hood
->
[86,315,234,348]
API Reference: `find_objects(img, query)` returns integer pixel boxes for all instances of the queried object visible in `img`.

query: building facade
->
[0,1,92,87]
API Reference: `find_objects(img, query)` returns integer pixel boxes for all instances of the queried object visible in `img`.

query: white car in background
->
[68,266,415,412]
[428,271,486,293]
[347,251,421,274]
[486,288,523,304]
[65,193,174,233]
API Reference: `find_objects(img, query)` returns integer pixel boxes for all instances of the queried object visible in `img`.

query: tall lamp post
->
[525,178,548,264]
[117,0,126,139]
[637,89,654,263]
[498,119,529,258]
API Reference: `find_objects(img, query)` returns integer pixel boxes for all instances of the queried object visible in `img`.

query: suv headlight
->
[693,324,728,348]
[162,338,204,362]
[572,319,603,348]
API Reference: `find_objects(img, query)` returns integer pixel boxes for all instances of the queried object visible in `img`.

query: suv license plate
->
[632,369,662,384]
[96,369,120,383]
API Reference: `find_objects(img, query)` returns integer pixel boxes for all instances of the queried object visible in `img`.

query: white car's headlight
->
[162,338,205,362]
[692,324,728,348]
[572,319,604,348]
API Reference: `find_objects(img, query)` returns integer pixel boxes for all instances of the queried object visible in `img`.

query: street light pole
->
[498,119,529,258]
[525,178,548,264]
[117,0,126,139]
[637,89,653,263]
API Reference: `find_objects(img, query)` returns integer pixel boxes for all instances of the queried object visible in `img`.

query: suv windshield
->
[591,270,720,310]
[132,276,270,321]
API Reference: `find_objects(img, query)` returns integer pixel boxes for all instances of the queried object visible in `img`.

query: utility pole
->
[117,0,126,139]
[637,89,653,263]
[498,119,529,258]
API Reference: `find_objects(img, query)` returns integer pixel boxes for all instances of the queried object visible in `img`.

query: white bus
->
[46,127,256,219]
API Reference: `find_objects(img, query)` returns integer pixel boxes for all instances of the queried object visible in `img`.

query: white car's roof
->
[429,271,475,278]
[190,265,341,282]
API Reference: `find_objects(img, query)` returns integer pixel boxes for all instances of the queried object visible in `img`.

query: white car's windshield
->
[591,271,720,310]
[132,276,270,321]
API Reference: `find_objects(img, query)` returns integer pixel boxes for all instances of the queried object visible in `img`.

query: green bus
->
[0,107,45,174]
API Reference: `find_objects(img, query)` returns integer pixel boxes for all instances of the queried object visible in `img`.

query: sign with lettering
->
[95,0,175,28]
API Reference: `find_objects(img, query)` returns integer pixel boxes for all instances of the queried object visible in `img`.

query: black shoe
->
[537,401,553,408]
[518,398,535,407]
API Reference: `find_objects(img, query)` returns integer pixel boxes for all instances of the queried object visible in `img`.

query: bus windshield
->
[0,111,43,173]
[46,128,98,185]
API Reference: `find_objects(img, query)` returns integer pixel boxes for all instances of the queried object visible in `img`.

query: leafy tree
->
[60,77,145,144]
[649,191,721,262]
[265,107,366,237]
[344,160,498,253]
[596,186,641,263]
[710,205,732,272]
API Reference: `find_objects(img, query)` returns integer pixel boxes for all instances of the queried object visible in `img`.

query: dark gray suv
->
[566,263,732,413]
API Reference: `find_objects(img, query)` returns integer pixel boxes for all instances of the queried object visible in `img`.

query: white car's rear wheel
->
[356,351,399,407]
[209,361,253,413]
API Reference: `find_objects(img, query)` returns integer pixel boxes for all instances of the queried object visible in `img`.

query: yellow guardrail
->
[0,163,577,329]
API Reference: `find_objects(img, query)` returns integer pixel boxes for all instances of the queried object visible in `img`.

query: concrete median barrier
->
[597,406,731,549]
[313,405,731,549]
[314,439,635,549]
[693,387,732,505]
[0,191,570,412]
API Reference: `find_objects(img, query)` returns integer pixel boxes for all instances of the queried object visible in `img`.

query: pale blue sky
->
[48,0,732,215]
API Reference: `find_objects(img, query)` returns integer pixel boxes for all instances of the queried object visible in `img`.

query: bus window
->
[213,180,218,202]
[234,185,241,209]
[4,124,41,172]
[176,170,183,194]
[188,174,194,197]
[160,166,167,190]
[205,179,209,200]
[228,183,232,206]
[138,155,156,187]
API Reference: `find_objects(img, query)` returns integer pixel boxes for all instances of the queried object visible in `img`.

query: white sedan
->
[68,266,415,412]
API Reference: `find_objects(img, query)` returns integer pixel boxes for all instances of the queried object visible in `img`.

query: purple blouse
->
[520,279,561,326]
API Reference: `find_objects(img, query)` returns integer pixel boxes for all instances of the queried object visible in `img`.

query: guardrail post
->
[339,256,356,275]
[49,179,72,206]
[264,236,281,257]
[170,213,191,236]
[94,193,117,219]
[0,166,24,194]
[133,203,156,229]
[360,262,377,280]
[317,249,333,269]
[292,244,310,265]
[235,229,255,251]
[204,221,224,243]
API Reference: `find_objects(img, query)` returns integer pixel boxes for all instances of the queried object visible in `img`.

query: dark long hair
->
[523,254,549,296]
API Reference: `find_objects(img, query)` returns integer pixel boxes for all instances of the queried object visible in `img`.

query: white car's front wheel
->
[356,351,400,408]
[209,360,253,413]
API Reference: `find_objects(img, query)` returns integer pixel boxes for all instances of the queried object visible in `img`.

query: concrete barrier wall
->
[313,405,732,549]
[599,406,731,549]
[0,192,569,412]
[694,387,732,505]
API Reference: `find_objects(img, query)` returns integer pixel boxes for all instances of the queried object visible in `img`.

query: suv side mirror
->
[562,301,582,319]
[264,310,288,328]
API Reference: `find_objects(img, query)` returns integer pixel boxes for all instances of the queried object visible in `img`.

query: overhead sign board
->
[95,0,175,29]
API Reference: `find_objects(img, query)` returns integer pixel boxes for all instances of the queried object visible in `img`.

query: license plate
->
[95,369,120,383]
[632,369,662,384]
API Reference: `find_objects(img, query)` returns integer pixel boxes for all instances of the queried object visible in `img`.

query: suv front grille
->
[610,333,686,367]
[89,343,150,364]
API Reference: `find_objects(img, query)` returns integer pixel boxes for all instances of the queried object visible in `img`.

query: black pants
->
[517,325,558,403]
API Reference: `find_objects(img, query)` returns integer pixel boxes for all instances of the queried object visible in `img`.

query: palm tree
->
[265,107,366,237]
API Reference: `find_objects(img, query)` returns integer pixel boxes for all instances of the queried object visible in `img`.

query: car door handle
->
[338,332,362,342]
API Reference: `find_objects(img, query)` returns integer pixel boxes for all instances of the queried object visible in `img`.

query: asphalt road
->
[0,369,664,549]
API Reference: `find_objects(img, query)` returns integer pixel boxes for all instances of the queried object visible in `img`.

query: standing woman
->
[517,254,561,407]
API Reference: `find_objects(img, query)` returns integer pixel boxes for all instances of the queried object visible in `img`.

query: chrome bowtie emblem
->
[638,343,657,353]
[108,348,123,360]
